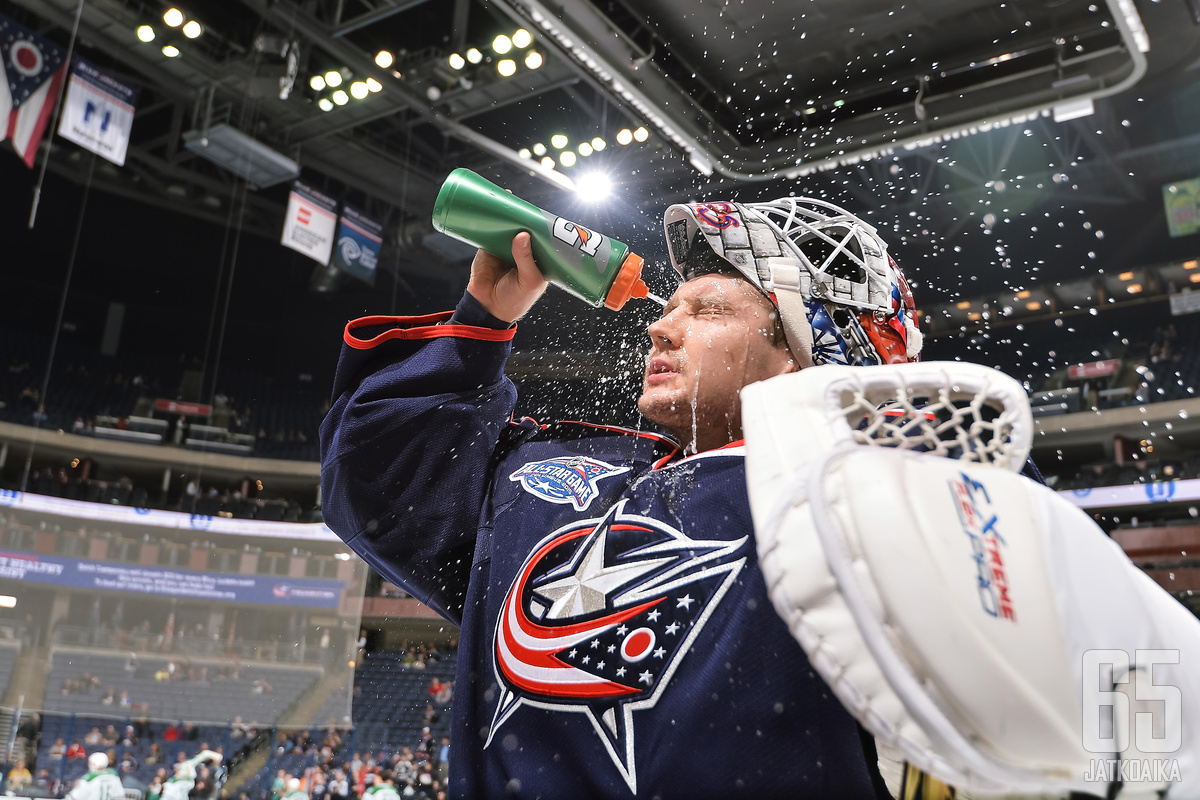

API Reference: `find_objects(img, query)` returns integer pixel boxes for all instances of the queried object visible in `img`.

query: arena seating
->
[43,651,320,724]
[0,641,19,697]
[349,651,455,751]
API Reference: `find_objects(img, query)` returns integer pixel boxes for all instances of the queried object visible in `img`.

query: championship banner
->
[1164,177,1200,238]
[281,180,338,264]
[332,204,382,286]
[0,549,343,607]
[56,57,139,166]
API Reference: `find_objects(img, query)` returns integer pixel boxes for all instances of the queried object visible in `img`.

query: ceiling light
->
[493,34,513,55]
[332,89,348,105]
[532,142,546,156]
[1190,273,1200,284]
[518,148,531,159]
[448,53,465,70]
[591,137,606,151]
[0,596,14,609]
[1118,271,1134,281]
[1015,290,1031,299]
[366,77,382,92]
[426,85,441,101]
[616,129,633,145]
[309,75,326,91]
[524,51,543,70]
[1025,301,1041,311]
[318,98,334,112]
[559,151,577,167]
[350,81,369,99]
[324,70,343,88]
[1185,260,1199,270]
[375,50,394,69]
[466,48,483,64]
[1127,283,1143,294]
[633,126,649,142]
[550,134,568,149]
[182,20,202,38]
[136,25,155,43]
[578,142,593,157]
[512,29,532,48]
[497,58,517,77]
[574,172,612,201]
[161,44,180,57]
[541,156,555,169]
[967,312,982,322]
[163,8,184,27]
[955,301,971,310]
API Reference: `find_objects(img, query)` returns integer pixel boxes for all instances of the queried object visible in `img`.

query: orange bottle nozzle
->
[604,252,649,311]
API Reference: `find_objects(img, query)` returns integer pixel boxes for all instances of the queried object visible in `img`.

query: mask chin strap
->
[764,260,815,370]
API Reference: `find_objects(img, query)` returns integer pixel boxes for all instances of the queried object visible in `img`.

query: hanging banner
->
[281,181,338,264]
[1164,177,1200,238]
[332,204,382,286]
[56,57,139,166]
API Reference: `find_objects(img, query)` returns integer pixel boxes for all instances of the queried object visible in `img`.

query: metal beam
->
[332,0,434,37]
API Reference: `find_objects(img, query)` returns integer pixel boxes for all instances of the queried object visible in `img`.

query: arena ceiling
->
[3,0,1200,392]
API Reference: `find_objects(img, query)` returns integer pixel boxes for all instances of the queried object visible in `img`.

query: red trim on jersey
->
[344,312,516,349]
[653,438,743,470]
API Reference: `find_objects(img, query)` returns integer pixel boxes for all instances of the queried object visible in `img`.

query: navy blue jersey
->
[321,293,885,799]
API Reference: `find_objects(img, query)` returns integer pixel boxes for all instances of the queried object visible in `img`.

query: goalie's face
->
[638,273,796,453]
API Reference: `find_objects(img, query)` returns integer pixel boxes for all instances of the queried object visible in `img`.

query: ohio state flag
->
[0,12,68,167]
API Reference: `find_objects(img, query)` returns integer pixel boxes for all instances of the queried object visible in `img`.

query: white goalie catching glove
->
[741,361,1200,799]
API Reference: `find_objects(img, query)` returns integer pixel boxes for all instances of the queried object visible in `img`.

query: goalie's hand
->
[466,232,548,324]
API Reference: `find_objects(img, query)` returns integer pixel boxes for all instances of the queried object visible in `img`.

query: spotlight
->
[163,8,184,27]
[324,70,343,88]
[350,81,369,99]
[366,77,382,92]
[550,134,568,149]
[492,34,512,55]
[182,19,202,38]
[466,48,483,64]
[309,75,326,91]
[136,25,155,43]
[574,173,612,201]
[591,137,606,151]
[161,44,180,57]
[497,59,516,77]
[560,151,577,167]
[616,128,633,145]
[332,89,348,105]
[524,51,543,70]
[541,156,555,169]
[426,85,442,101]
[517,148,531,159]
[512,28,532,48]
[578,142,593,157]
[0,596,15,609]
[448,53,465,70]
[532,142,546,156]
[318,98,334,111]
[633,126,648,142]
[375,50,394,68]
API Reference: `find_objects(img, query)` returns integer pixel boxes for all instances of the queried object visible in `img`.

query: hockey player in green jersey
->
[363,771,400,800]
[161,749,222,800]
[66,753,123,800]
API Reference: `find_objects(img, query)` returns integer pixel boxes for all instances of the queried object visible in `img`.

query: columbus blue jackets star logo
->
[509,456,630,511]
[487,500,747,793]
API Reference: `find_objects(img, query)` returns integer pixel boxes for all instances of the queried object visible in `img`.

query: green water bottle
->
[432,168,650,311]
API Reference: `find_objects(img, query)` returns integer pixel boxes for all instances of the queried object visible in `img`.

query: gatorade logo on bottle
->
[552,217,604,258]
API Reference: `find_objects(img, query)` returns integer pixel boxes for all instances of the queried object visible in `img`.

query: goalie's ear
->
[742,362,1200,797]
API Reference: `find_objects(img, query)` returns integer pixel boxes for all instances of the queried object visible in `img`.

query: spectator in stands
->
[101,687,116,705]
[122,725,137,746]
[33,768,56,796]
[270,770,287,800]
[119,690,132,707]
[327,769,349,800]
[421,705,438,726]
[146,771,165,800]
[6,758,32,791]
[84,727,103,745]
[49,737,67,760]
[164,724,179,742]
[146,743,164,765]
[102,725,118,745]
[435,739,449,785]
[67,741,86,759]
[283,777,308,800]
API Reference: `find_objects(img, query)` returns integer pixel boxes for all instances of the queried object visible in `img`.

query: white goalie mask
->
[663,197,923,369]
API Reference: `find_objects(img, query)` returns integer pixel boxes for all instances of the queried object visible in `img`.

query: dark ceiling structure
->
[3,0,1200,399]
